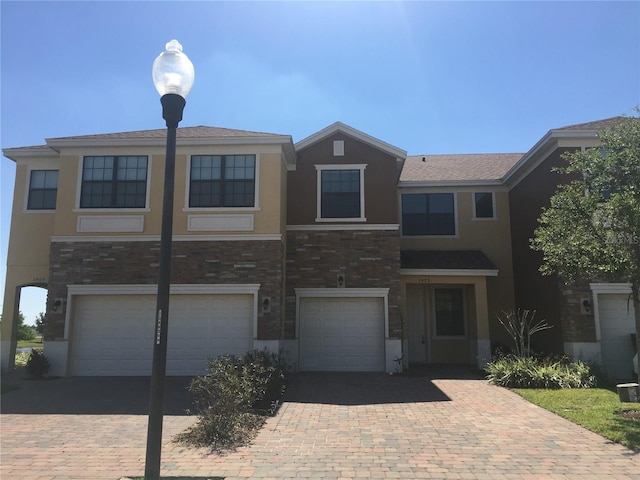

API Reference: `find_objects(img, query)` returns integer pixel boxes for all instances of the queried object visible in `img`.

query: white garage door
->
[599,294,636,380]
[299,297,385,371]
[71,294,253,376]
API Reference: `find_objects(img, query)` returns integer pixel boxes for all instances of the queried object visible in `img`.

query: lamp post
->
[145,39,194,480]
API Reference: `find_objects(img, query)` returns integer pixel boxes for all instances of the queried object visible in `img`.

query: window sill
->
[400,234,460,239]
[73,208,151,213]
[24,209,56,214]
[183,206,261,212]
[315,217,367,223]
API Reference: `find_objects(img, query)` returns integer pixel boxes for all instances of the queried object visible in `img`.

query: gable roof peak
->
[295,121,407,159]
[554,116,626,132]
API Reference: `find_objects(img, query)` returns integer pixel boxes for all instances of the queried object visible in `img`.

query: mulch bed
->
[614,409,640,420]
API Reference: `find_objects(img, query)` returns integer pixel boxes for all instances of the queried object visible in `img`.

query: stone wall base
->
[563,341,602,365]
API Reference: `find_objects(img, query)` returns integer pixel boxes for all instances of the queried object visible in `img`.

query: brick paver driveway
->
[1,368,639,479]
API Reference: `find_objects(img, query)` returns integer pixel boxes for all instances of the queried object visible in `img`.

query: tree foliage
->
[531,110,640,380]
[532,113,640,284]
[34,312,45,335]
[16,311,36,341]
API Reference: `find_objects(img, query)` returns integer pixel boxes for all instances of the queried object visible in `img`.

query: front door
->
[407,284,427,363]
[406,283,472,364]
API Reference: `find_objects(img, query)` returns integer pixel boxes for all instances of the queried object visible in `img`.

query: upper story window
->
[189,155,255,208]
[80,156,148,208]
[27,170,58,210]
[316,164,366,221]
[401,193,455,235]
[474,192,495,219]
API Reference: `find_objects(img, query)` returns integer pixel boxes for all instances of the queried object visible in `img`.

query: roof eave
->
[398,179,504,188]
[503,129,600,187]
[45,134,294,149]
[2,146,59,161]
[400,268,499,277]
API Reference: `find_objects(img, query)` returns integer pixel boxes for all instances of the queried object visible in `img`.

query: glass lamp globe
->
[152,40,195,98]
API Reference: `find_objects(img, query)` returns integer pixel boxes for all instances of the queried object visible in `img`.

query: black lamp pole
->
[144,93,186,480]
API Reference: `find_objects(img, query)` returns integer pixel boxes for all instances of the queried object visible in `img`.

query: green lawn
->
[17,339,44,349]
[514,387,640,451]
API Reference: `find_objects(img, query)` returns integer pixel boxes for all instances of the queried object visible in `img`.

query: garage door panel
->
[71,293,253,376]
[299,297,385,372]
[599,294,636,380]
[341,337,364,349]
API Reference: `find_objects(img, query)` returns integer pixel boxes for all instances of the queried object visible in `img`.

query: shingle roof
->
[401,250,498,271]
[4,126,294,162]
[48,125,286,141]
[400,153,523,183]
[554,116,625,132]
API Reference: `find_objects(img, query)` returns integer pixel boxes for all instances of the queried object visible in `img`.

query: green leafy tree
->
[16,311,36,341]
[34,312,45,336]
[531,111,640,381]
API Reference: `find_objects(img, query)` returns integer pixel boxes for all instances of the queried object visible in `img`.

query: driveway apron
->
[1,368,639,479]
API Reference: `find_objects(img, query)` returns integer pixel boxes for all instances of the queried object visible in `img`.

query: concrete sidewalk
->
[1,369,639,479]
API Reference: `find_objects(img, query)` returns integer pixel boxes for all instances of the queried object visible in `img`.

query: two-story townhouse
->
[1,127,295,376]
[398,153,521,367]
[506,117,637,381]
[3,117,635,379]
[285,123,405,372]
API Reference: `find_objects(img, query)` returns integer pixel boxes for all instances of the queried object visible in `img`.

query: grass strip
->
[514,387,640,451]
[17,339,44,349]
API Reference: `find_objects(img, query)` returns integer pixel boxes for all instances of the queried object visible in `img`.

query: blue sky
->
[2,1,639,325]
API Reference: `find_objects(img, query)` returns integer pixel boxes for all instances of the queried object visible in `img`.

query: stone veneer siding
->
[558,278,597,343]
[47,240,284,340]
[285,229,401,339]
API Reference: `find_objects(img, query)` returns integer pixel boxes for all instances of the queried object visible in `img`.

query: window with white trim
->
[80,156,148,208]
[189,155,255,208]
[27,170,58,210]
[474,192,494,219]
[316,164,366,221]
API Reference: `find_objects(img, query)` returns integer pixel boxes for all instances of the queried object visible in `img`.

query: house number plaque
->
[156,310,162,345]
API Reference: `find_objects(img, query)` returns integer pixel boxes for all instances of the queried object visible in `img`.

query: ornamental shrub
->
[485,354,597,389]
[25,349,50,379]
[496,309,552,358]
[176,349,286,451]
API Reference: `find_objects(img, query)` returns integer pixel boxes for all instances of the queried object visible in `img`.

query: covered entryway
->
[70,291,254,376]
[297,290,387,372]
[401,250,497,368]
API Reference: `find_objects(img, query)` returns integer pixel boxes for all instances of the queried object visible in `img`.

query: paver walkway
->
[1,368,639,479]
